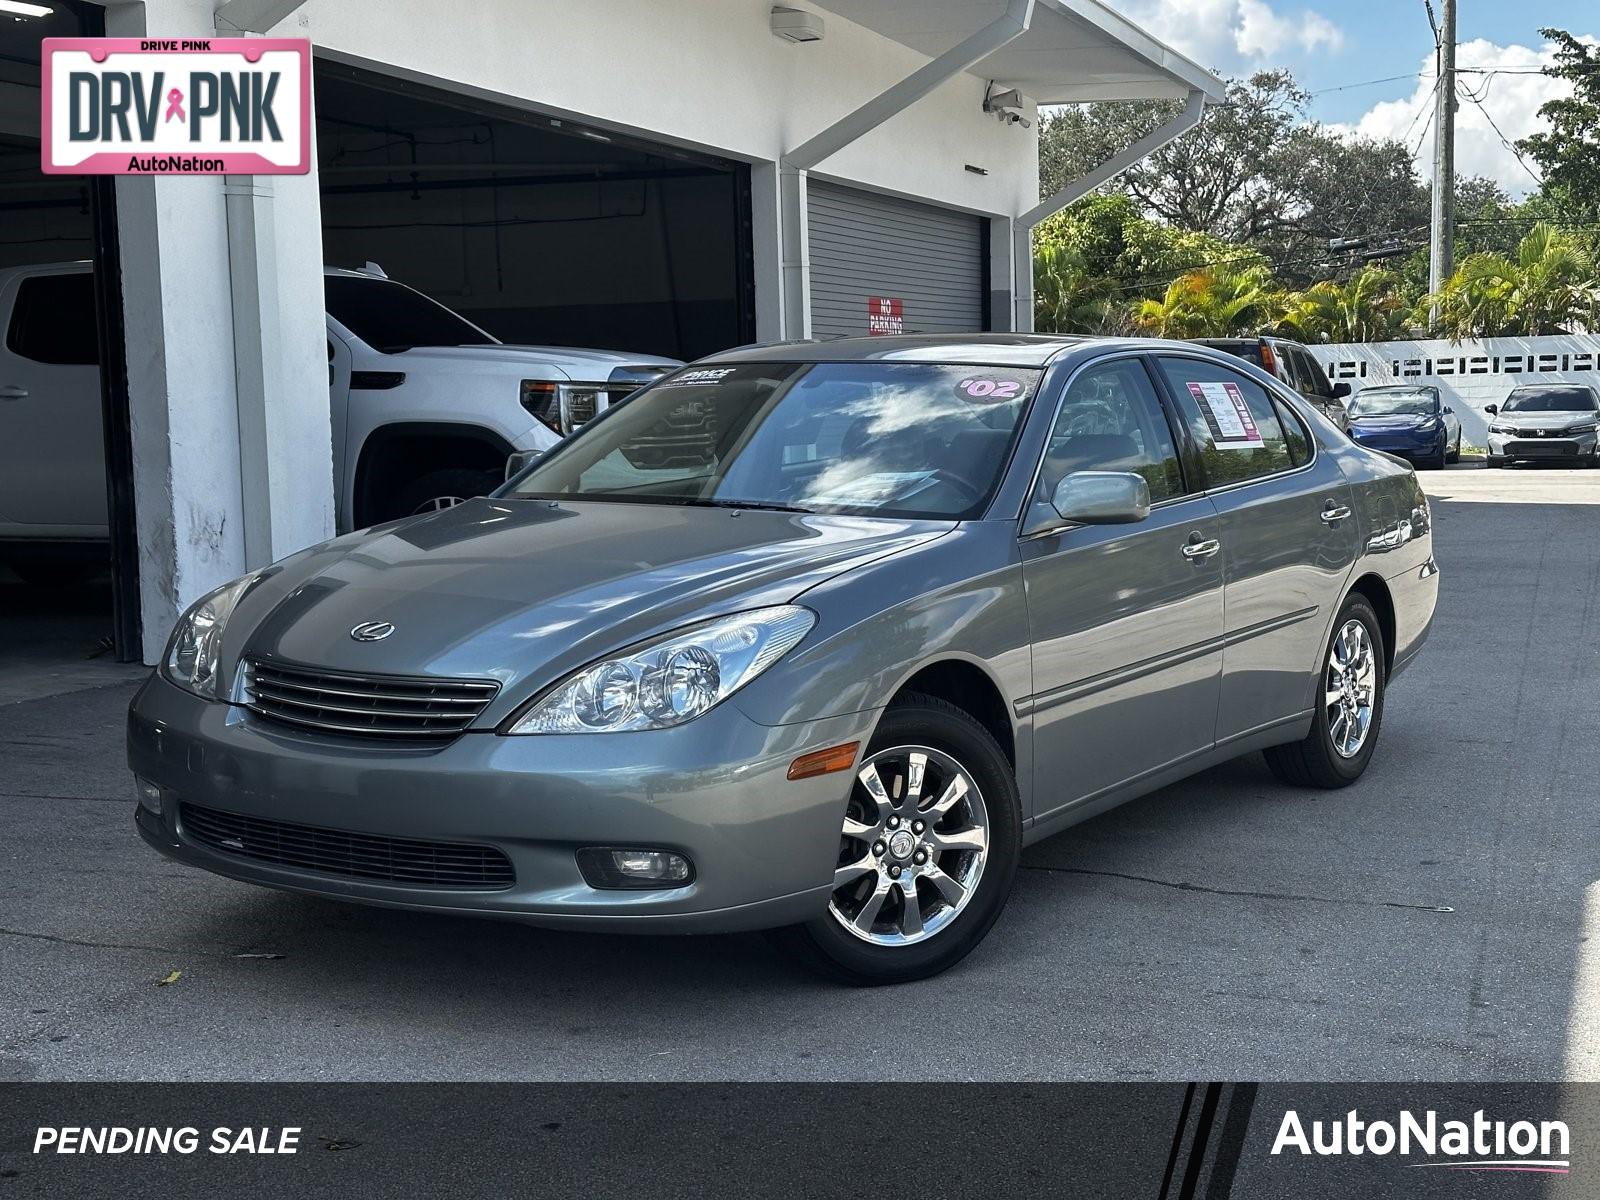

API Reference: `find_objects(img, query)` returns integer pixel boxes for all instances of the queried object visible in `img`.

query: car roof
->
[700,333,1233,368]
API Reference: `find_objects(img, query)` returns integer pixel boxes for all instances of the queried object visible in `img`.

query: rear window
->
[1199,341,1266,369]
[323,275,497,353]
[7,273,98,366]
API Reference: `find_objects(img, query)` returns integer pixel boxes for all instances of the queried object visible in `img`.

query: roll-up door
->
[807,182,986,337]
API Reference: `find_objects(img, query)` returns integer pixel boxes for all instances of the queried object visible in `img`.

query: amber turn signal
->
[787,741,860,781]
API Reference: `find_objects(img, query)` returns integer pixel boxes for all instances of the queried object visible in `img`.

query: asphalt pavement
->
[2,463,1597,1082]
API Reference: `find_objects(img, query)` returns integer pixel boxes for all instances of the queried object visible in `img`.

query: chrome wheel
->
[827,745,989,946]
[1325,618,1378,759]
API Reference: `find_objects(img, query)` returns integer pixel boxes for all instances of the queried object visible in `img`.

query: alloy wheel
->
[412,495,467,515]
[1325,618,1378,759]
[827,745,989,945]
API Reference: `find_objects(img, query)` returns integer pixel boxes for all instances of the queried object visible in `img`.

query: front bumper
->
[1349,428,1445,461]
[128,673,873,933]
[1486,428,1598,462]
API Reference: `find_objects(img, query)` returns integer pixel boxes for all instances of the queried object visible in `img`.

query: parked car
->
[129,335,1437,985]
[1484,384,1600,468]
[1192,336,1351,431]
[0,262,678,580]
[1345,384,1461,469]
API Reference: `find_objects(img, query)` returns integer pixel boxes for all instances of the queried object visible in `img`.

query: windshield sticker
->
[956,376,1026,403]
[1187,381,1265,449]
[659,367,736,388]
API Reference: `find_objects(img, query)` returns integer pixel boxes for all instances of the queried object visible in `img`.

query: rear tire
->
[1447,435,1461,464]
[388,468,501,520]
[771,694,1021,985]
[1264,594,1386,790]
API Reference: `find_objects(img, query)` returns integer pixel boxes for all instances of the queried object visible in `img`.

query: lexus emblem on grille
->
[350,620,396,642]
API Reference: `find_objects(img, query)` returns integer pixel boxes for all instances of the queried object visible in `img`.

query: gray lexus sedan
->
[129,336,1438,984]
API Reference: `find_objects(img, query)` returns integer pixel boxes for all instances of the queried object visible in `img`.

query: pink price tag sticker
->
[956,377,1025,403]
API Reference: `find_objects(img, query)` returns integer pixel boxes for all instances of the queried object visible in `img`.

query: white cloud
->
[1332,36,1597,196]
[1235,0,1345,57]
[1102,0,1346,67]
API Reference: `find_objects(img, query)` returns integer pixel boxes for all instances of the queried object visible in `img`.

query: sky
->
[1099,0,1597,195]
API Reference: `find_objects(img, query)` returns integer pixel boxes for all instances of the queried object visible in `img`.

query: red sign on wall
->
[867,296,904,335]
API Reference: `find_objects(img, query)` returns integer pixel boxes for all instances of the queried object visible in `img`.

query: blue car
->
[1346,385,1462,469]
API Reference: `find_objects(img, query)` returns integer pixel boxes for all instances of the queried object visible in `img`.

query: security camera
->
[982,85,1031,128]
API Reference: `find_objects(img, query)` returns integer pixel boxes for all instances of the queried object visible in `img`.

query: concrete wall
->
[1308,335,1600,447]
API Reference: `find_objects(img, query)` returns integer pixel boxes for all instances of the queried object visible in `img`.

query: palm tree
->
[1032,244,1129,334]
[1428,222,1599,338]
[1280,268,1411,343]
[1132,265,1284,338]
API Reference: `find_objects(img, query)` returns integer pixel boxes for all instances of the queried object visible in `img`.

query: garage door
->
[808,182,986,337]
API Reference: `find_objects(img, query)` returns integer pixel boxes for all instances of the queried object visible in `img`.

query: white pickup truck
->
[0,262,679,580]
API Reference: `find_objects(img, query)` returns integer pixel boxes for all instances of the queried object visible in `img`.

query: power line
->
[1308,71,1427,97]
[1454,80,1544,188]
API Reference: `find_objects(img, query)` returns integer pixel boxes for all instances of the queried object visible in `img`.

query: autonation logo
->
[1272,1109,1571,1174]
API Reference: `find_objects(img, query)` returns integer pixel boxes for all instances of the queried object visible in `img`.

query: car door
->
[1020,355,1225,816]
[0,269,107,530]
[1152,354,1360,746]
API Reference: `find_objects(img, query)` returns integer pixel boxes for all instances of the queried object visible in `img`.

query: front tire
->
[1447,434,1461,464]
[772,694,1020,985]
[1264,594,1386,789]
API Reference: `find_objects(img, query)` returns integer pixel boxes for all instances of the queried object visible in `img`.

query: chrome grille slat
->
[243,660,498,740]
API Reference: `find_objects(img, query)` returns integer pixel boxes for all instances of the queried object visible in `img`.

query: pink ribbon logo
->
[164,88,185,123]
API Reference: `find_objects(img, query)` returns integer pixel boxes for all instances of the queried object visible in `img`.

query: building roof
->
[810,0,1226,104]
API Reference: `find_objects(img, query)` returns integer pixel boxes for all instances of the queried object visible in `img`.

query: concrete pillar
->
[777,163,811,341]
[107,0,332,663]
[748,160,784,343]
[989,214,1016,333]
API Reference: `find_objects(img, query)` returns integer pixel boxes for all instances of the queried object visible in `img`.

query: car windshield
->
[1349,389,1438,417]
[503,361,1041,520]
[1502,387,1598,414]
[324,275,498,353]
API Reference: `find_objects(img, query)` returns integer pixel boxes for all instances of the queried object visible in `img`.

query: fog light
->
[135,778,162,814]
[576,847,694,889]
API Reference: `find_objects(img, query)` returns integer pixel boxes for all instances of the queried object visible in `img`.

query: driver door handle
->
[1181,536,1221,561]
[0,385,27,401]
[1321,503,1352,524]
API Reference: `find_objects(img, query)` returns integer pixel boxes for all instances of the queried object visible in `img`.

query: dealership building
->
[1,0,1220,663]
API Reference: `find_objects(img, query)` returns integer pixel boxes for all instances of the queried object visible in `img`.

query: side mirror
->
[1442,405,1454,415]
[1331,382,1352,399]
[1038,470,1151,531]
[1484,404,1498,415]
[505,449,541,481]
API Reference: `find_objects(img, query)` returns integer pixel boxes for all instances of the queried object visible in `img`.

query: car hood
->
[392,345,682,377]
[230,498,950,707]
[1350,414,1437,430]
[1493,411,1597,431]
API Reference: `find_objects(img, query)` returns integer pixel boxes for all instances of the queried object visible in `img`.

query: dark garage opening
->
[315,63,755,362]
[0,0,139,682]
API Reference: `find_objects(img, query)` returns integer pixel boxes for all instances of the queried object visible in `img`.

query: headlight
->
[520,380,612,436]
[162,571,267,699]
[507,606,815,734]
[1566,422,1599,435]
[1488,423,1513,435]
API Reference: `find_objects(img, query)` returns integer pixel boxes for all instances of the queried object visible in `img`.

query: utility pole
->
[1427,0,1457,327]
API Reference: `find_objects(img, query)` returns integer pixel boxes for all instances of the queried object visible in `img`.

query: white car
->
[0,262,679,579]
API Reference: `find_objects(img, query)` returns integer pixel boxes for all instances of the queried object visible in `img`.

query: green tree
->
[1428,222,1600,338]
[1132,265,1285,338]
[1280,268,1412,343]
[1517,29,1600,215]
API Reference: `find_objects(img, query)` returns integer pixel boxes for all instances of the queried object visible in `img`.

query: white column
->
[748,160,785,343]
[108,0,332,663]
[777,163,811,341]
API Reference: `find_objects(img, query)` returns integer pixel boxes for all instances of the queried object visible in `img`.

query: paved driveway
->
[2,464,1597,1081]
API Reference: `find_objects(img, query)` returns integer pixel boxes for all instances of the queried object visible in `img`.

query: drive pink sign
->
[42,38,310,175]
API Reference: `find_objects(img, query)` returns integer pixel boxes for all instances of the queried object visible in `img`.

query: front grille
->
[243,659,498,739]
[180,802,515,889]
[1507,440,1574,457]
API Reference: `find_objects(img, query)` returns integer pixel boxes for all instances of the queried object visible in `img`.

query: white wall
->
[1308,335,1600,446]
